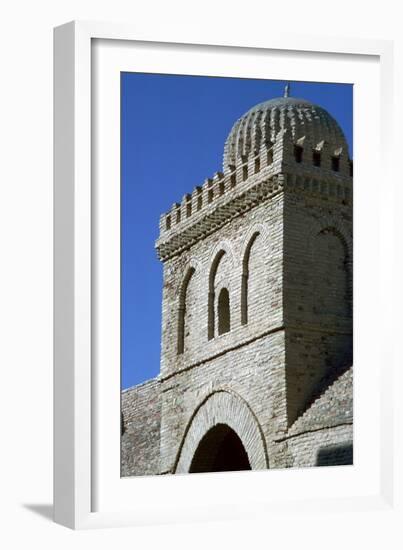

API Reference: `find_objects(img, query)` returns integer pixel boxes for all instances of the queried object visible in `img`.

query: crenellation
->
[174,202,181,224]
[195,185,203,211]
[156,164,351,261]
[156,168,285,259]
[184,193,192,218]
[227,165,237,187]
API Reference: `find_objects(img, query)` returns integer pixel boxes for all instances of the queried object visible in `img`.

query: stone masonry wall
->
[159,330,286,473]
[158,191,286,472]
[285,329,352,426]
[160,192,284,379]
[282,424,353,468]
[274,365,353,468]
[121,379,161,477]
[283,188,352,426]
[152,183,352,474]
[283,188,352,330]
[121,183,353,476]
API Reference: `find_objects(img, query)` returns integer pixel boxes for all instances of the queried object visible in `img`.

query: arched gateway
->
[189,424,251,472]
[175,391,268,473]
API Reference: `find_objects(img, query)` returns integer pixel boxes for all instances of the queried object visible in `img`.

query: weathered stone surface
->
[121,379,161,477]
[122,93,353,476]
[287,365,353,437]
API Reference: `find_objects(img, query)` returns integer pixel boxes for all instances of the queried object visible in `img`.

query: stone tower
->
[121,88,353,476]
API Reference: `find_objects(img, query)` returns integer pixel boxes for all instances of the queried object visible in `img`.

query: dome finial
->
[284,83,291,98]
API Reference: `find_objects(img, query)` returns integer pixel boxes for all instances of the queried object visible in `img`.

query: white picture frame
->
[54,20,399,531]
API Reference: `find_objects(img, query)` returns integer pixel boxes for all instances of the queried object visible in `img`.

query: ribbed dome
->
[223,96,348,171]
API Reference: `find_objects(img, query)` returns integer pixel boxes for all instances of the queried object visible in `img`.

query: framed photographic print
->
[120,72,354,478]
[54,21,398,530]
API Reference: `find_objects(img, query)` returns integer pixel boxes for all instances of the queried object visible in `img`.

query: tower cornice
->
[155,166,351,262]
[156,167,284,262]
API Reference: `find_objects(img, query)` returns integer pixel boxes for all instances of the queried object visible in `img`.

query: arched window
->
[294,144,303,163]
[208,248,233,339]
[312,228,351,318]
[218,288,230,335]
[208,251,225,340]
[241,232,260,325]
[177,267,195,354]
[312,150,321,167]
[331,155,340,172]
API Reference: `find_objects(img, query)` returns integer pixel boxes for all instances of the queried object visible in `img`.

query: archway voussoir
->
[175,390,268,473]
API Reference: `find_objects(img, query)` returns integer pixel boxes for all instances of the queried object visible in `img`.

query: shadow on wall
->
[316,444,353,467]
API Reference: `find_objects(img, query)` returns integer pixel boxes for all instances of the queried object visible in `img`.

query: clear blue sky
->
[121,73,353,389]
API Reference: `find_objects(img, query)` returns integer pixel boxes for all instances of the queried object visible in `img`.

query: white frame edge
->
[54,20,395,530]
[54,21,92,529]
